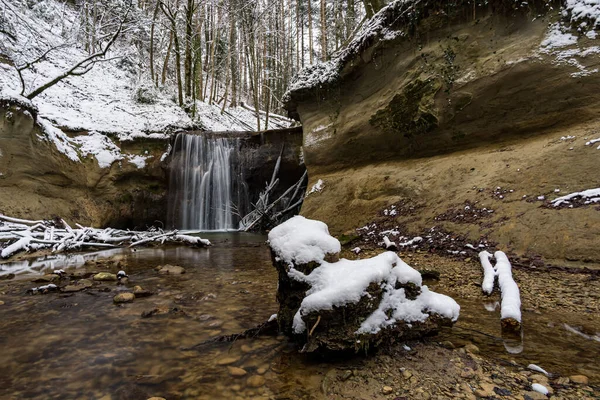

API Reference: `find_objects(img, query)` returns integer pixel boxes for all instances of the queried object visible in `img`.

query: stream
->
[0,234,598,399]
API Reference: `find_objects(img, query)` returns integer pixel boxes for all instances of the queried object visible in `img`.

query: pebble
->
[147,398,166,400]
[227,366,247,377]
[382,386,393,395]
[402,370,413,379]
[530,374,549,384]
[216,356,241,366]
[256,366,268,375]
[460,367,475,379]
[523,390,548,400]
[0,300,4,306]
[464,344,479,354]
[156,265,186,275]
[113,292,135,303]
[340,370,353,381]
[569,375,589,384]
[246,375,265,388]
[133,286,153,298]
[94,272,117,281]
[475,382,496,398]
[240,344,252,353]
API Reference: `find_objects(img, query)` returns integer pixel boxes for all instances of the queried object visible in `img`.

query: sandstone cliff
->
[0,97,169,228]
[286,0,600,265]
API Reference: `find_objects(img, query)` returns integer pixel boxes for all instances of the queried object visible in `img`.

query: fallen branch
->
[0,213,211,260]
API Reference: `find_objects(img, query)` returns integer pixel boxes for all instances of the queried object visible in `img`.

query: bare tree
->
[15,3,133,100]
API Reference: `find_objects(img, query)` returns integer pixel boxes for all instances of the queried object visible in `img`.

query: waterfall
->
[167,133,248,231]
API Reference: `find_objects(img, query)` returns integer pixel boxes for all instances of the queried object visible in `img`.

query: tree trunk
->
[308,0,314,64]
[320,0,327,61]
[362,0,385,19]
[149,1,161,86]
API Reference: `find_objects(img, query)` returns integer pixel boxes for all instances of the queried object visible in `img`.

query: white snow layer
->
[494,251,522,323]
[551,187,600,206]
[268,216,341,267]
[269,217,459,335]
[565,0,600,28]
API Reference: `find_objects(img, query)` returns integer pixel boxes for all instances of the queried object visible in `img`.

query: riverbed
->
[0,235,598,399]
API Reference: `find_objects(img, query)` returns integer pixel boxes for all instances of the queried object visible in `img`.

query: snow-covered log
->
[476,250,521,333]
[0,214,211,259]
[479,251,496,295]
[494,251,522,332]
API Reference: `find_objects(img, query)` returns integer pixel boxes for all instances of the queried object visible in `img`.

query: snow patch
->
[308,179,325,195]
[551,187,600,206]
[268,216,341,267]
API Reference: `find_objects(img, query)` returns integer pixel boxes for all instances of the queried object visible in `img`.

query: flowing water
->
[0,236,598,399]
[167,133,249,231]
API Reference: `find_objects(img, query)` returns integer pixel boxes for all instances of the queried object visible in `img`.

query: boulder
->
[268,216,459,353]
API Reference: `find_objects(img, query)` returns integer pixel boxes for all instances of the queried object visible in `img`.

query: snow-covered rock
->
[269,216,459,353]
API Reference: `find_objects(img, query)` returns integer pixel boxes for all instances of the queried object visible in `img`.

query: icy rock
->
[268,217,459,353]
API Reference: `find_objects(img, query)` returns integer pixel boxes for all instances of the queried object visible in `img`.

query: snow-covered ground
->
[0,0,291,169]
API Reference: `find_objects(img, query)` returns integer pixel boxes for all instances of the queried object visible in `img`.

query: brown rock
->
[240,344,252,353]
[32,274,59,283]
[569,375,589,384]
[382,386,393,395]
[464,344,480,354]
[530,374,549,384]
[113,292,135,303]
[94,272,117,281]
[216,356,241,366]
[474,383,495,398]
[133,286,153,298]
[227,367,247,377]
[246,375,265,388]
[522,391,547,400]
[62,285,84,293]
[156,265,186,275]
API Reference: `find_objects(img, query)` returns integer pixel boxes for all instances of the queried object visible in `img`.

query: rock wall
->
[286,1,600,264]
[0,98,169,229]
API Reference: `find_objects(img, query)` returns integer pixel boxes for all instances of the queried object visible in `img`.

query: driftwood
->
[182,318,279,351]
[238,146,308,231]
[0,214,210,259]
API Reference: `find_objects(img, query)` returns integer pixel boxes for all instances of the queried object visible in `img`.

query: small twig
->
[309,315,321,337]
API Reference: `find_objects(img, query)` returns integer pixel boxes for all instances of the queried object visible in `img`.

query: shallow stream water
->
[0,234,598,399]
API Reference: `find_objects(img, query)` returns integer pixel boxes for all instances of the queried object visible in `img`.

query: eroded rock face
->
[0,97,169,228]
[285,1,600,263]
[269,216,459,353]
